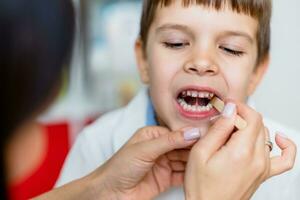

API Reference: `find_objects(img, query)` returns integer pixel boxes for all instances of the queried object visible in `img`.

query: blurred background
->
[39,0,143,144]
[9,0,300,199]
[253,0,300,132]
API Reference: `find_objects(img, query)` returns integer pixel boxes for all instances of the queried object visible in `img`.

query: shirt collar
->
[146,93,158,126]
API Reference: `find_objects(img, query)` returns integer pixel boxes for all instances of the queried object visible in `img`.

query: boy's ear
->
[135,39,150,84]
[247,55,270,96]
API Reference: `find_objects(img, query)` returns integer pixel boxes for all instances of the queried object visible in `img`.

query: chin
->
[164,118,211,134]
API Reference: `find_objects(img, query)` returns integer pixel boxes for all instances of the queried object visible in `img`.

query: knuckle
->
[138,126,165,139]
[152,128,162,139]
[284,159,295,171]
[144,128,155,139]
[254,113,263,125]
[232,152,241,161]
[232,152,242,162]
[131,127,147,142]
[167,133,178,146]
[137,127,150,135]
[233,147,252,161]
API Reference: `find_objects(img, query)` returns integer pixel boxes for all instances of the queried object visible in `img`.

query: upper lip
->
[175,85,224,100]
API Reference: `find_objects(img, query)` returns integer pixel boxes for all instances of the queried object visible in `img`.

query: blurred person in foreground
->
[0,0,297,200]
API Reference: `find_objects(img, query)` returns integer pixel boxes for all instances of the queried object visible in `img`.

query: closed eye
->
[163,42,189,49]
[220,46,244,56]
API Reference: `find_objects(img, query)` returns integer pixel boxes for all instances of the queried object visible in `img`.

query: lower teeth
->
[178,98,212,112]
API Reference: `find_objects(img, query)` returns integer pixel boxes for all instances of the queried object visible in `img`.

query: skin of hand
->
[35,126,196,200]
[90,126,197,200]
[184,101,297,200]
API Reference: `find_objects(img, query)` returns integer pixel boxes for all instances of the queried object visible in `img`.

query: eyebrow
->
[156,24,193,36]
[221,31,254,44]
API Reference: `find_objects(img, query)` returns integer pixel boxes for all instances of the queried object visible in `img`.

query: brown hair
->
[139,0,272,64]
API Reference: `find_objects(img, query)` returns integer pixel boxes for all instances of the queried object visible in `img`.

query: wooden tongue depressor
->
[210,97,247,130]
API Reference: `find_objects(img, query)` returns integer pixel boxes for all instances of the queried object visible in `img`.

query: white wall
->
[253,0,300,131]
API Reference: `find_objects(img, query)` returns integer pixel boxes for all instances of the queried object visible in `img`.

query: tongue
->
[198,98,209,106]
[183,96,208,106]
[184,96,197,105]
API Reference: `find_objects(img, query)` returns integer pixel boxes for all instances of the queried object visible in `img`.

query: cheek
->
[223,66,253,101]
[147,50,183,127]
[148,52,180,91]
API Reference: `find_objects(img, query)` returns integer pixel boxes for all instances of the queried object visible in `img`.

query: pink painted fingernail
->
[222,103,236,118]
[184,128,201,141]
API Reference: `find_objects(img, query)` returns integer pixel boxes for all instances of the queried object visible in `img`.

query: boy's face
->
[135,2,269,131]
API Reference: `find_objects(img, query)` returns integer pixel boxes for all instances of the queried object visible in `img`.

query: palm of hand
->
[116,154,184,200]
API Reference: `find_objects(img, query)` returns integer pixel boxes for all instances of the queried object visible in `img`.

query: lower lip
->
[174,100,219,120]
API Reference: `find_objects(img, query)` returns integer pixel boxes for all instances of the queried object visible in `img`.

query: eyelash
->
[219,46,244,56]
[163,42,189,49]
[162,42,244,56]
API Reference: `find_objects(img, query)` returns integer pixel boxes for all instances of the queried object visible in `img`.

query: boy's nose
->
[183,59,219,76]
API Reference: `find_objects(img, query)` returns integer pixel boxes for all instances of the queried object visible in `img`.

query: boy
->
[57,0,300,199]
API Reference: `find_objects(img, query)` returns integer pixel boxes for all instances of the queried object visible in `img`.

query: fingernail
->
[277,132,288,139]
[184,128,201,141]
[222,103,236,118]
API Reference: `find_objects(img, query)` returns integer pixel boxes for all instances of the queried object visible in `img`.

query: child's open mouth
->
[175,88,220,119]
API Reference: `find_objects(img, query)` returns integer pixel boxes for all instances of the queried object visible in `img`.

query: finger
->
[253,126,269,155]
[193,102,236,160]
[264,127,272,154]
[170,161,186,172]
[262,127,272,181]
[166,150,190,162]
[269,133,297,177]
[234,101,263,144]
[255,127,271,180]
[127,126,170,145]
[134,129,198,162]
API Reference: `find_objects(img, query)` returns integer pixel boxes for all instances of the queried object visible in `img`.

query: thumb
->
[132,127,200,162]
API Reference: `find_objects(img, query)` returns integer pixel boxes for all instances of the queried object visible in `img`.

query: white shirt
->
[56,88,300,199]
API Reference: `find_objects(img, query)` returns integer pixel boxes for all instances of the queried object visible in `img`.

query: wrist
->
[87,165,127,200]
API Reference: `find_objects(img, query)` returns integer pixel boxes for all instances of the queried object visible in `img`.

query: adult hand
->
[184,101,297,200]
[35,126,199,200]
[90,126,198,200]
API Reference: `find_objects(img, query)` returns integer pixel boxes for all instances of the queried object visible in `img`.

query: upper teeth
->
[184,90,214,99]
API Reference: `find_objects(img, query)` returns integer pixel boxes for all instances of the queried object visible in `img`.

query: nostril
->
[207,69,215,73]
[184,62,218,75]
[189,68,198,72]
